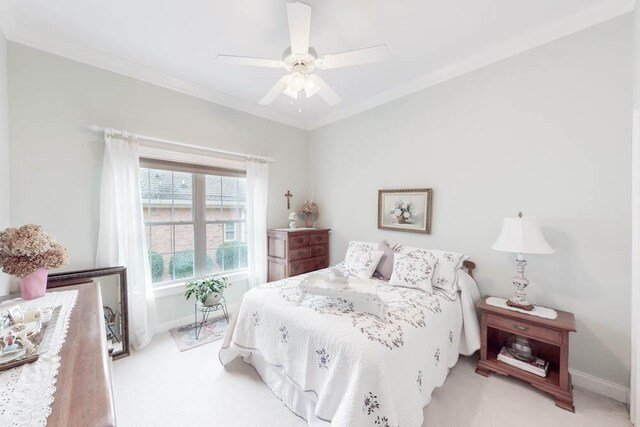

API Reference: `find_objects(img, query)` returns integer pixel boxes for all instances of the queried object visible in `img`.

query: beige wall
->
[7,43,308,321]
[0,29,9,295]
[309,15,632,387]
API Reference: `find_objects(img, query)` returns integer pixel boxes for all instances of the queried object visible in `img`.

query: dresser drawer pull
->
[297,250,304,256]
[292,265,300,271]
[296,238,304,244]
[315,236,323,242]
[513,324,528,332]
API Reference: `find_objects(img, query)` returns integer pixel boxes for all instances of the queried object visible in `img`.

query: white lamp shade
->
[492,216,554,254]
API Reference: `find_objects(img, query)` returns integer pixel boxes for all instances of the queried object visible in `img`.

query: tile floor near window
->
[112,333,630,427]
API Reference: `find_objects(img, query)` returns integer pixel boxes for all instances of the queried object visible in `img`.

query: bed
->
[219,245,481,427]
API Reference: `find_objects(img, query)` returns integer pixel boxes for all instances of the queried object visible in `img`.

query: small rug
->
[170,316,229,352]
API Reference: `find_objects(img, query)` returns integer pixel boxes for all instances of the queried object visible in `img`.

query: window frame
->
[140,161,248,288]
[224,222,237,242]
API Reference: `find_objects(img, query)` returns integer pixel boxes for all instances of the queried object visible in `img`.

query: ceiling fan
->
[216,1,388,106]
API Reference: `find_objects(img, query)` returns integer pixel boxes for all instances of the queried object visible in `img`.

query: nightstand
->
[475,297,577,412]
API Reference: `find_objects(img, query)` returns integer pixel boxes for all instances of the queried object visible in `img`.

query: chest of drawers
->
[267,228,330,282]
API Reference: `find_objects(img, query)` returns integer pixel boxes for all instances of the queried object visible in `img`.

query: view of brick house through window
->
[139,164,248,285]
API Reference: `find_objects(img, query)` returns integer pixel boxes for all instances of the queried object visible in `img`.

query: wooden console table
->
[0,281,116,426]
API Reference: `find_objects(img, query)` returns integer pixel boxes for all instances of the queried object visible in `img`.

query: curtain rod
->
[89,125,274,163]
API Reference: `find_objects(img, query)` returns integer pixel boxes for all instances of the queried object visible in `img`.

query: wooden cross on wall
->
[285,190,293,210]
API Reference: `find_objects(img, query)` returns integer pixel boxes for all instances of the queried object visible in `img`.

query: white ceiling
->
[0,0,634,130]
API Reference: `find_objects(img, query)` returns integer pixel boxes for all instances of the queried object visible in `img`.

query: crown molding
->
[0,0,15,40]
[307,0,636,130]
[0,0,634,132]
[2,22,311,130]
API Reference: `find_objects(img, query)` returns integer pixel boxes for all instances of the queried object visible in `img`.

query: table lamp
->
[492,212,554,311]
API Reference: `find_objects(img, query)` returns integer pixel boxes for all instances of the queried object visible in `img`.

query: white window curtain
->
[246,160,270,287]
[633,109,639,426]
[632,5,639,425]
[96,132,157,350]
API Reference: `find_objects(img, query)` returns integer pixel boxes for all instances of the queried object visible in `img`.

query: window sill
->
[152,270,249,299]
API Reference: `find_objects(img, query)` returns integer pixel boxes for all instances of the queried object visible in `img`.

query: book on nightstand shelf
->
[497,346,549,378]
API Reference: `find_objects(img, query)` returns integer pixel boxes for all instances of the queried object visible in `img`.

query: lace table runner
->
[0,290,78,426]
[486,296,558,320]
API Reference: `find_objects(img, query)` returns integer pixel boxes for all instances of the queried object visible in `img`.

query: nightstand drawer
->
[486,313,562,345]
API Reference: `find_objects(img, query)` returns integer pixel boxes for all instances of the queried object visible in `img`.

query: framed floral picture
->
[378,189,433,234]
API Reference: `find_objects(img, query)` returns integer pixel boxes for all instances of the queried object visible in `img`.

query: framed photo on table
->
[378,188,432,234]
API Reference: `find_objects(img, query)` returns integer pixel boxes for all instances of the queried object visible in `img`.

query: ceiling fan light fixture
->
[287,72,306,92]
[304,76,320,98]
[283,86,299,99]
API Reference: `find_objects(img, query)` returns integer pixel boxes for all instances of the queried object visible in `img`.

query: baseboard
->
[570,368,629,404]
[156,315,194,334]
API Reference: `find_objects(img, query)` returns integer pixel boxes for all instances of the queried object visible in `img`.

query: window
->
[140,160,247,286]
[224,223,236,241]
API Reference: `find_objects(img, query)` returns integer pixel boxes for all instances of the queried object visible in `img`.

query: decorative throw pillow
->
[431,250,469,296]
[400,248,468,297]
[344,242,384,279]
[389,250,437,292]
[374,241,401,281]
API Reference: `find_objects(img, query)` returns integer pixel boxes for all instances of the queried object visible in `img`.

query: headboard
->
[463,260,476,279]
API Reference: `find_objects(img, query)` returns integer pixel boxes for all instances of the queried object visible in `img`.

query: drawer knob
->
[293,265,299,271]
[298,251,304,256]
[297,238,303,243]
[316,236,322,241]
[513,324,528,332]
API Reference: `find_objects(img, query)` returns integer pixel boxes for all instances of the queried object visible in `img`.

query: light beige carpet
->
[112,332,630,427]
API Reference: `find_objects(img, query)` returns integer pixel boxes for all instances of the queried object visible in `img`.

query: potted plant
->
[0,224,69,300]
[185,275,231,306]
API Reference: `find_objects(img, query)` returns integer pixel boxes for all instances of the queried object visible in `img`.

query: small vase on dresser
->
[19,267,49,300]
[267,228,330,281]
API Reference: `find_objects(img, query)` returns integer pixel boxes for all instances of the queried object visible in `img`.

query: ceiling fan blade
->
[316,45,388,70]
[308,75,341,106]
[259,75,290,105]
[286,1,311,55]
[216,55,284,68]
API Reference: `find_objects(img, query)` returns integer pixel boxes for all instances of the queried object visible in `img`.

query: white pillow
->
[400,247,468,297]
[344,242,384,279]
[389,250,437,292]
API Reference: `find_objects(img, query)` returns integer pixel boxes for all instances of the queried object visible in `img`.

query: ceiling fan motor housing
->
[283,47,317,73]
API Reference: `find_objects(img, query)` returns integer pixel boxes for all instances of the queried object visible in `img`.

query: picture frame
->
[7,306,24,324]
[378,188,433,234]
[47,266,130,360]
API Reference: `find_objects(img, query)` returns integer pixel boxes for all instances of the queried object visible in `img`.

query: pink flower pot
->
[20,267,48,300]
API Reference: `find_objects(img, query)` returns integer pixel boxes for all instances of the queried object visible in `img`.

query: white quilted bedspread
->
[220,268,480,427]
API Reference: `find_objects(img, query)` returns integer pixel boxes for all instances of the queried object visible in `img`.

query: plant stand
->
[194,297,229,340]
